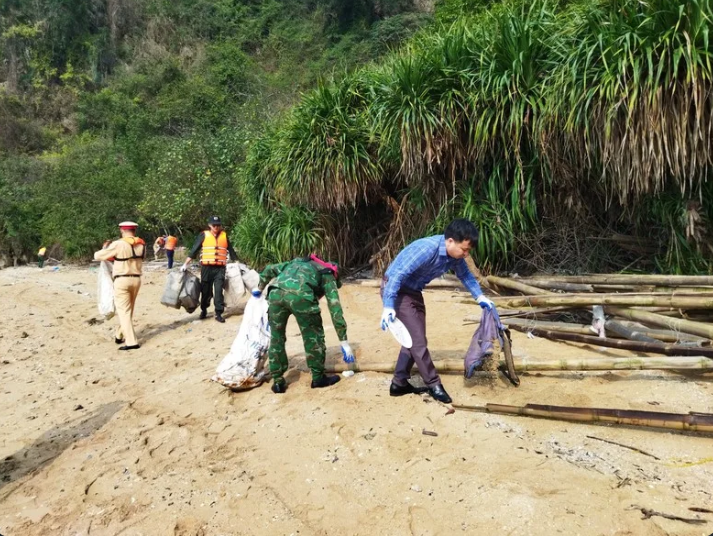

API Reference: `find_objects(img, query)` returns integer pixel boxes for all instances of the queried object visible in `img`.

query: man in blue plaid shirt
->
[380,219,494,403]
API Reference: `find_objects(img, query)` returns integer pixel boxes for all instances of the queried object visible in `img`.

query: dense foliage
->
[2,0,712,275]
[245,0,713,274]
[0,0,431,263]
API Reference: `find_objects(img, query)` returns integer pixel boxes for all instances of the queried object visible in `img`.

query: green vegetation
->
[1,0,712,274]
[244,0,713,273]
[0,0,430,263]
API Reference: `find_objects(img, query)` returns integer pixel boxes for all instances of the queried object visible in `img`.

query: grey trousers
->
[382,281,440,387]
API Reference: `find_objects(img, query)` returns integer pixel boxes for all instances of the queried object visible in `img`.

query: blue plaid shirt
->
[382,235,483,308]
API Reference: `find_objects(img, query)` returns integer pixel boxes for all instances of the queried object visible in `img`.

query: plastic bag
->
[179,271,201,313]
[161,271,183,309]
[240,264,260,291]
[224,263,246,309]
[97,261,115,319]
[212,294,271,390]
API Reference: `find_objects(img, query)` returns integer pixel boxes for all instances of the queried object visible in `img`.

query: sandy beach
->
[1,265,712,535]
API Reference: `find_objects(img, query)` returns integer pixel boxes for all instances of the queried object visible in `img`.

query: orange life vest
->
[114,237,146,261]
[200,231,228,266]
[165,235,178,250]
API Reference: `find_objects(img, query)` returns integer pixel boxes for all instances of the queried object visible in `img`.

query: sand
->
[1,265,712,536]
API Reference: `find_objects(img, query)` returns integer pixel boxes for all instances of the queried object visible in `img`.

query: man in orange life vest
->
[164,234,178,269]
[93,221,146,350]
[181,216,238,323]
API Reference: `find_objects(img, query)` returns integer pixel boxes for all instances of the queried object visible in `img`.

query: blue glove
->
[340,341,355,364]
[380,307,396,331]
[476,295,494,310]
[251,289,262,298]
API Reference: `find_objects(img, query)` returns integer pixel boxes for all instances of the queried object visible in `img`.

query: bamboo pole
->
[453,403,713,433]
[607,306,713,340]
[523,274,713,286]
[523,327,713,358]
[518,279,595,293]
[604,320,659,343]
[324,356,713,373]
[486,276,553,296]
[490,293,713,309]
[356,279,464,289]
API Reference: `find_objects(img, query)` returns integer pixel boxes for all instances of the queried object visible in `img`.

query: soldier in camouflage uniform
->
[254,255,356,393]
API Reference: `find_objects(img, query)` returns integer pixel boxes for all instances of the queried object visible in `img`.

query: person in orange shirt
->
[181,216,237,323]
[153,235,166,260]
[164,234,178,269]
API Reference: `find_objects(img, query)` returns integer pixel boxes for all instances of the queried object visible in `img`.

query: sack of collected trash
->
[97,261,115,319]
[223,262,261,309]
[160,271,183,309]
[179,271,201,313]
[161,270,201,313]
[212,293,271,390]
[224,263,246,308]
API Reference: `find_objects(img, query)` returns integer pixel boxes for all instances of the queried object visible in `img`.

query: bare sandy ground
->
[1,265,712,536]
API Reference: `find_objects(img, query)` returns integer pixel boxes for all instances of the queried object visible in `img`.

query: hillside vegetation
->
[2,0,712,275]
[0,0,431,262]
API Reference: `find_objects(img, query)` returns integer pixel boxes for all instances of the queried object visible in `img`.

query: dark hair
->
[444,219,479,244]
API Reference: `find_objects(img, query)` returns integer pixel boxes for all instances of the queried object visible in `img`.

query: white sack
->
[212,294,271,390]
[224,263,246,309]
[97,261,115,319]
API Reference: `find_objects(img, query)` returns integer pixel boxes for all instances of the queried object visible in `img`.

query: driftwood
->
[490,293,713,309]
[604,320,659,343]
[452,403,713,433]
[607,306,713,340]
[523,327,713,358]
[523,274,713,286]
[325,356,713,374]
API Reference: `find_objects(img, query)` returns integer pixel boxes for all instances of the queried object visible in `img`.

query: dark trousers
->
[200,265,226,315]
[166,250,174,269]
[382,282,440,387]
[38,255,45,268]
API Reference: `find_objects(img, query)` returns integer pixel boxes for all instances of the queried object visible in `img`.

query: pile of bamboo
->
[463,274,713,371]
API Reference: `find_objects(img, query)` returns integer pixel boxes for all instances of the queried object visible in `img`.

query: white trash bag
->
[212,294,271,390]
[224,263,246,309]
[97,261,115,319]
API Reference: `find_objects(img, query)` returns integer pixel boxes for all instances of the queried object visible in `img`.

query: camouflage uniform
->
[258,258,348,385]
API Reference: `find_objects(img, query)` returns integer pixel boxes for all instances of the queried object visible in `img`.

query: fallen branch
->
[522,327,713,358]
[585,435,660,460]
[630,505,707,525]
[325,356,713,373]
[452,403,713,433]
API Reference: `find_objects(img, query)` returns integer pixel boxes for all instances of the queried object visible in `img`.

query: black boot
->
[390,381,429,397]
[311,375,341,389]
[428,383,452,403]
[271,381,287,394]
[199,310,208,320]
[215,314,225,323]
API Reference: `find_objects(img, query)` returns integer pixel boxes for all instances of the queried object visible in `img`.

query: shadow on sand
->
[0,401,124,491]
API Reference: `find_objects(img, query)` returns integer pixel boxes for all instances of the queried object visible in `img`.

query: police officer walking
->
[181,216,237,323]
[94,221,146,351]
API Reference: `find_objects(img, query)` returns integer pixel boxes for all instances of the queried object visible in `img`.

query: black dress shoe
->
[311,375,341,389]
[390,382,430,397]
[119,344,141,351]
[428,383,452,404]
[271,381,287,394]
[115,338,125,345]
[199,310,208,320]
[215,314,225,323]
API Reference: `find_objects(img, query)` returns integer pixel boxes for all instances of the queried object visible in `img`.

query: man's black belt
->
[113,274,141,280]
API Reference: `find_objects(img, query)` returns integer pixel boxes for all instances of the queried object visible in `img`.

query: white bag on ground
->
[213,294,271,390]
[97,261,115,319]
[224,263,246,309]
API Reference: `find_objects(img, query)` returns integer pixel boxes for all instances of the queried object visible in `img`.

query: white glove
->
[180,264,188,273]
[380,307,396,331]
[476,294,494,310]
[340,341,355,363]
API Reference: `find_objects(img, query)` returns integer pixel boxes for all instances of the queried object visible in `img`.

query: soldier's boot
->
[271,380,287,394]
[311,375,340,389]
